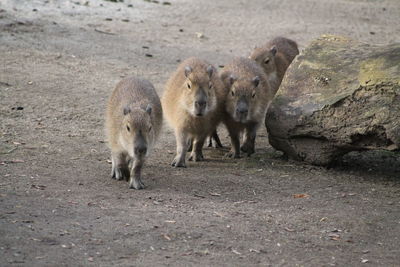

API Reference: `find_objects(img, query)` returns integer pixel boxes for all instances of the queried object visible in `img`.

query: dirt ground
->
[1,0,399,266]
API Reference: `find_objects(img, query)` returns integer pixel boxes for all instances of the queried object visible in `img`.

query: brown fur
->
[249,37,299,95]
[105,77,162,189]
[220,57,273,158]
[162,57,226,167]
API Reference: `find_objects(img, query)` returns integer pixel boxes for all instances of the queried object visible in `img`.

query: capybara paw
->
[114,168,125,180]
[214,142,223,149]
[129,178,145,190]
[241,144,255,155]
[171,157,186,168]
[224,151,241,159]
[188,152,204,162]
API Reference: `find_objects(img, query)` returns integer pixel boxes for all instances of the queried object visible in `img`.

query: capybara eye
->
[209,82,212,89]
[126,125,130,132]
[264,59,270,64]
[187,83,191,89]
[231,91,235,96]
[149,126,152,132]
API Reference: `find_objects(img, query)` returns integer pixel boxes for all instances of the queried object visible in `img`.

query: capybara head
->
[249,46,277,76]
[222,73,261,123]
[180,65,217,117]
[120,104,154,159]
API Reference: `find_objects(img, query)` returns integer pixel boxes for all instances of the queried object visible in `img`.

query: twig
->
[94,29,116,35]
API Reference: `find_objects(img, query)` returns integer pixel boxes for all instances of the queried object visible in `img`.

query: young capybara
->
[105,77,162,189]
[220,57,274,158]
[162,57,225,167]
[249,37,299,95]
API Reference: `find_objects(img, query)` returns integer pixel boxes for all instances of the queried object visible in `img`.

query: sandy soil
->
[1,0,399,266]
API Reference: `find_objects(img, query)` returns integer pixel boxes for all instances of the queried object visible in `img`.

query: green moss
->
[359,58,389,86]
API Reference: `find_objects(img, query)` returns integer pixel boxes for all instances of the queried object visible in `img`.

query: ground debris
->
[193,193,206,198]
[284,227,295,232]
[213,211,225,217]
[1,159,24,164]
[196,32,204,39]
[94,28,116,35]
[328,233,340,241]
[31,184,46,190]
[293,193,310,198]
[231,248,241,255]
[0,81,12,86]
[320,217,328,222]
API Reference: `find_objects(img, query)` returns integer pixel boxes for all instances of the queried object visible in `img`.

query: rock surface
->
[266,35,400,165]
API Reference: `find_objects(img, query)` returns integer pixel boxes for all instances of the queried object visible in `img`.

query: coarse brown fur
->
[162,57,226,167]
[220,57,273,158]
[249,37,299,95]
[105,77,162,189]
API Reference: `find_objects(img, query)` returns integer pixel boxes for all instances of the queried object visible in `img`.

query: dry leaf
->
[328,233,340,241]
[163,234,171,241]
[209,192,221,196]
[293,193,310,198]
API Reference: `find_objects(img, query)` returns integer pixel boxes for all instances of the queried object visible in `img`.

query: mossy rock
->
[265,35,400,166]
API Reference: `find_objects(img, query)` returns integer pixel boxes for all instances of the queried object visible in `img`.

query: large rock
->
[265,35,400,166]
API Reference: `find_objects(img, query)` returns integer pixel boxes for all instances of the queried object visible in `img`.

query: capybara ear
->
[123,106,131,115]
[221,72,237,88]
[145,104,152,115]
[270,46,277,56]
[184,66,192,78]
[206,65,214,78]
[252,76,260,88]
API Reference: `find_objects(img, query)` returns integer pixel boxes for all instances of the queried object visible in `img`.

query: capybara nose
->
[237,107,248,115]
[135,146,147,155]
[195,100,206,108]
